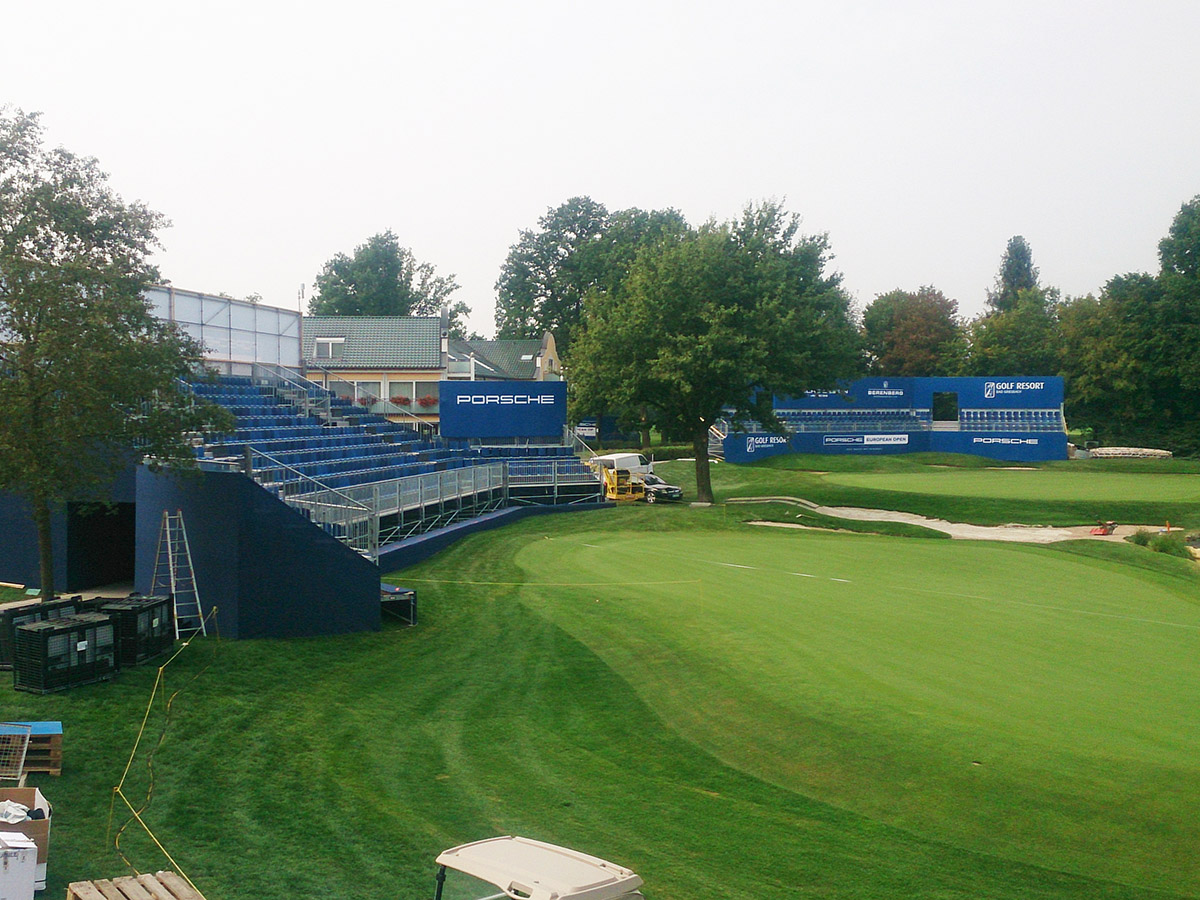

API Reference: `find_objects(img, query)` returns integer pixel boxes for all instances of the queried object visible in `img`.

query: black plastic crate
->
[0,597,82,670]
[74,595,127,613]
[100,595,174,667]
[13,613,119,694]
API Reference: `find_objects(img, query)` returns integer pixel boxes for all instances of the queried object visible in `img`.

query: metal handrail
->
[305,363,437,437]
[251,363,333,421]
[564,424,598,459]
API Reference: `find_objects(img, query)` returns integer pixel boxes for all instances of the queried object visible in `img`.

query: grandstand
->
[723,376,1070,463]
[0,286,603,640]
[188,366,599,556]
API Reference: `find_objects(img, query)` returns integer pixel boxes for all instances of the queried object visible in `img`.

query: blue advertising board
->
[776,377,916,410]
[439,381,567,439]
[725,429,1067,463]
[909,376,1062,410]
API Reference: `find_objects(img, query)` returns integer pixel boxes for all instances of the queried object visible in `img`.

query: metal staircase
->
[708,423,727,460]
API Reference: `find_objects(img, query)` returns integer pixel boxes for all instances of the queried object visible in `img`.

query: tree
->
[861,286,965,376]
[1159,195,1200,280]
[987,235,1039,313]
[494,197,611,355]
[571,201,861,503]
[966,286,1061,375]
[0,108,231,597]
[309,230,462,323]
[1056,198,1200,453]
[494,198,686,357]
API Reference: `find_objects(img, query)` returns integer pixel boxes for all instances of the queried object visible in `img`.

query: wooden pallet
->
[67,871,205,900]
[6,722,62,776]
[23,732,61,776]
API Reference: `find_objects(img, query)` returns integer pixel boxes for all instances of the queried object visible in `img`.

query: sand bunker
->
[730,496,1160,544]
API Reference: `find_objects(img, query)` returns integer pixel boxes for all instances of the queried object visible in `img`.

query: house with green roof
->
[447,335,562,382]
[302,315,561,425]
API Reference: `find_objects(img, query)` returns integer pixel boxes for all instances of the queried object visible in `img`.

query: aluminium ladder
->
[152,510,207,639]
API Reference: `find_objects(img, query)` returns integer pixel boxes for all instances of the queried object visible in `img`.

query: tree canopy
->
[1057,195,1200,452]
[966,286,1061,376]
[570,201,861,502]
[862,286,964,376]
[0,108,231,596]
[494,197,686,356]
[310,230,471,335]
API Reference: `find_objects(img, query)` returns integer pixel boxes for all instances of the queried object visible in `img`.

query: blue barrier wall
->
[726,429,1068,463]
[931,431,1069,460]
[134,467,380,639]
[0,464,138,593]
[439,381,567,439]
[0,492,67,590]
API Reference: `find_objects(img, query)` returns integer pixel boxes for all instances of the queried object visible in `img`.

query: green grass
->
[0,585,30,603]
[654,454,1200,528]
[6,457,1200,899]
[510,512,1200,895]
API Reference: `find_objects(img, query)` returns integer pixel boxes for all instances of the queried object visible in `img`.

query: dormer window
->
[315,337,345,360]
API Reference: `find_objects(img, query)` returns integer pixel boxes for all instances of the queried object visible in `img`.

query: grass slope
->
[6,506,1197,899]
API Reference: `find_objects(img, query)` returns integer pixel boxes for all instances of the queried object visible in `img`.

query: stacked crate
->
[13,613,118,694]
[99,596,174,667]
[0,598,82,669]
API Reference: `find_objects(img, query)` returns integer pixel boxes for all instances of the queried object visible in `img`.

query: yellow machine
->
[597,465,645,502]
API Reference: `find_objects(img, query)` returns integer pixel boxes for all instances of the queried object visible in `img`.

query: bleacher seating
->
[959,409,1064,432]
[189,374,596,501]
[773,407,933,432]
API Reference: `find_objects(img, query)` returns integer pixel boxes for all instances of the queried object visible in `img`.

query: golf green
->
[512,525,1200,894]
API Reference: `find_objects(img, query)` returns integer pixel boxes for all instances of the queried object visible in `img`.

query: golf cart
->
[433,836,644,900]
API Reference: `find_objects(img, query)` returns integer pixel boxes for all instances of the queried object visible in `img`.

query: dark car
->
[641,473,683,503]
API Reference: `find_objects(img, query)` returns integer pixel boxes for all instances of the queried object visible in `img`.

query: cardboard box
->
[0,831,38,900]
[0,787,50,888]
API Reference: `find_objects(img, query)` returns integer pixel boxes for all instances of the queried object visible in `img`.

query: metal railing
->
[564,425,598,459]
[507,460,600,487]
[305,363,437,438]
[324,462,507,519]
[251,363,333,421]
[204,444,600,559]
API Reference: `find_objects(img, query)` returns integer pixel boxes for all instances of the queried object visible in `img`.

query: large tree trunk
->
[692,428,713,504]
[32,494,55,600]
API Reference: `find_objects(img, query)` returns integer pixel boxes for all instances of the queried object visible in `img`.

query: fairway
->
[512,524,1200,894]
[818,468,1200,503]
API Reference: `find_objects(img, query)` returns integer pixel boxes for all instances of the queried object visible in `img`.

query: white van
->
[589,452,653,475]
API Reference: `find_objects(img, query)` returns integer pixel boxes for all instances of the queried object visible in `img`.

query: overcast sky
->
[5,1,1198,336]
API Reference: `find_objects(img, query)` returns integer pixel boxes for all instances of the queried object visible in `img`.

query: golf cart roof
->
[435,836,644,900]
